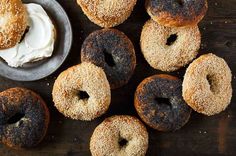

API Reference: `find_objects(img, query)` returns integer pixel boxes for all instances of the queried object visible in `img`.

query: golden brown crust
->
[0,87,50,149]
[52,62,111,121]
[140,19,201,72]
[156,74,178,80]
[90,115,148,156]
[146,0,208,27]
[77,0,137,27]
[183,53,232,116]
[0,0,28,49]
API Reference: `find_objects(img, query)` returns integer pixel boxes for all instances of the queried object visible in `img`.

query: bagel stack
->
[141,0,208,72]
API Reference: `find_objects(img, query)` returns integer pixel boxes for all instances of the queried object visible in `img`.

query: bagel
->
[90,115,149,156]
[0,0,28,49]
[183,53,232,116]
[81,29,136,89]
[77,0,137,27]
[0,87,49,148]
[52,62,111,121]
[135,74,192,131]
[140,19,200,72]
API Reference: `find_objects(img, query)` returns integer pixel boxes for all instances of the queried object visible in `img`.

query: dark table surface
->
[0,0,236,156]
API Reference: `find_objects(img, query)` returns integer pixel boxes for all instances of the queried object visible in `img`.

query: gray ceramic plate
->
[0,0,72,81]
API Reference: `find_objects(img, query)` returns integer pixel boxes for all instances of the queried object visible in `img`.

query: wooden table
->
[0,0,235,155]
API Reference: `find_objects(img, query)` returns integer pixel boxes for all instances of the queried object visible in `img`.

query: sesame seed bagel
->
[135,74,192,131]
[0,0,28,49]
[183,53,232,116]
[0,87,50,148]
[140,19,201,72]
[81,29,136,89]
[90,115,148,156]
[77,0,137,28]
[52,62,111,121]
[146,0,208,27]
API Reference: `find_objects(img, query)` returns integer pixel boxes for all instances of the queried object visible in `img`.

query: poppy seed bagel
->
[81,29,136,89]
[135,74,192,131]
[0,87,50,148]
[146,0,208,27]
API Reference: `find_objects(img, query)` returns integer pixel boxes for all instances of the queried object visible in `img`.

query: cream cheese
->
[0,3,55,67]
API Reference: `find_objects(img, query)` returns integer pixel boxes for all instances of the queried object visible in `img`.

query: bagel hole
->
[119,138,128,148]
[166,34,178,46]
[7,113,25,124]
[155,97,172,108]
[207,75,214,92]
[20,26,30,43]
[78,91,89,100]
[176,0,184,6]
[103,50,115,67]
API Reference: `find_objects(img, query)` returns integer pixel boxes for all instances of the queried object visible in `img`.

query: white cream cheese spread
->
[0,3,55,67]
